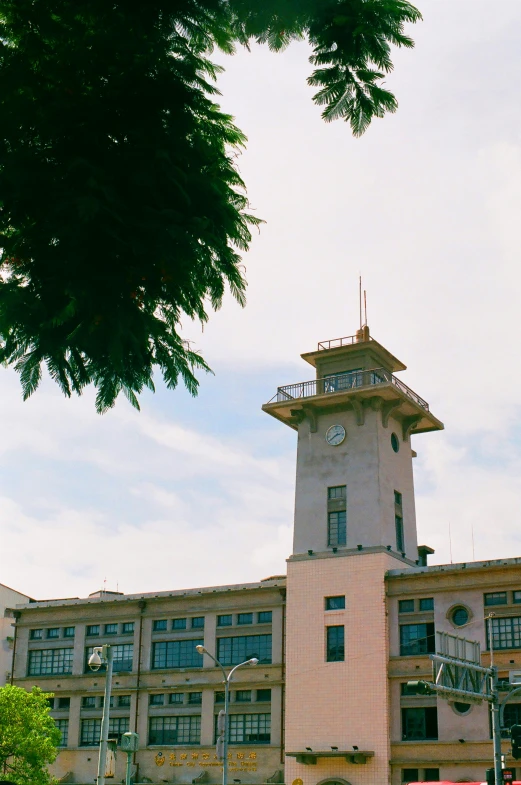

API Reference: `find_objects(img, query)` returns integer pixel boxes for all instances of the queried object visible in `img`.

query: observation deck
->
[262,331,444,437]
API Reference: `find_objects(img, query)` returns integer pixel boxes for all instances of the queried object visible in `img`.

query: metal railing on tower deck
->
[317,334,375,350]
[267,368,429,411]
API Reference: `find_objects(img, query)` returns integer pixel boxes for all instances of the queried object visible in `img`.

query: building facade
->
[0,581,31,685]
[9,328,521,784]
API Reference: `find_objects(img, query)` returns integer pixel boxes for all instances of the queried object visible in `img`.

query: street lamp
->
[88,645,114,785]
[195,645,258,785]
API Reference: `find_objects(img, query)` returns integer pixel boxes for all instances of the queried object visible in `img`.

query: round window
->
[391,433,400,453]
[453,702,472,714]
[451,606,469,627]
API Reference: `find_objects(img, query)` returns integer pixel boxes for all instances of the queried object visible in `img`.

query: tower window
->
[328,485,346,500]
[326,625,345,662]
[396,516,404,552]
[328,511,346,546]
[391,433,400,453]
[395,490,404,552]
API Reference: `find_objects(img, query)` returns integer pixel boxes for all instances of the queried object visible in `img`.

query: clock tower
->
[263,326,443,785]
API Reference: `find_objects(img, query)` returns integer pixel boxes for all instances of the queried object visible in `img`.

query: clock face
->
[325,424,346,446]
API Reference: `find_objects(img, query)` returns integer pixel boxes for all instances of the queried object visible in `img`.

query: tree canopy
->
[0,0,421,412]
[0,685,60,784]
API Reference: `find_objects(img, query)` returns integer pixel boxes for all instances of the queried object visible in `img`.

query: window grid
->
[228,713,270,744]
[217,615,233,627]
[217,635,272,666]
[28,648,73,676]
[86,625,100,636]
[170,693,184,704]
[237,613,253,625]
[172,618,187,630]
[191,617,205,629]
[326,625,344,662]
[118,695,131,707]
[399,600,414,614]
[328,510,346,547]
[47,628,60,639]
[514,591,521,604]
[328,485,346,500]
[104,624,118,635]
[80,717,130,746]
[419,598,434,611]
[400,623,435,656]
[401,706,438,740]
[55,718,69,747]
[122,622,134,634]
[258,611,272,624]
[149,715,201,745]
[153,620,168,632]
[235,690,251,702]
[152,639,204,669]
[485,592,508,606]
[63,627,75,638]
[188,692,202,705]
[256,689,271,702]
[150,694,165,705]
[82,696,97,708]
[30,629,43,640]
[84,644,133,673]
[489,616,521,650]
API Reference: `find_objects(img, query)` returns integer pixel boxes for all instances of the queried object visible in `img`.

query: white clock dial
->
[325,424,346,446]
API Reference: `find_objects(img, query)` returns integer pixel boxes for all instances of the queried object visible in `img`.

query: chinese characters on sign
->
[155,751,258,772]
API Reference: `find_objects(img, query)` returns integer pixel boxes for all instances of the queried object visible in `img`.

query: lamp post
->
[195,645,258,785]
[88,644,114,785]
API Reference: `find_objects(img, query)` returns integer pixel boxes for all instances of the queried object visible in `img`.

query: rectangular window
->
[150,694,165,706]
[514,591,521,604]
[30,629,43,640]
[489,617,521,650]
[152,639,204,669]
[402,770,419,784]
[402,706,438,740]
[169,693,184,704]
[86,625,100,636]
[188,692,202,705]
[399,599,415,613]
[118,695,131,707]
[55,719,69,747]
[256,689,271,702]
[325,596,345,611]
[395,516,404,552]
[485,592,508,606]
[237,613,253,625]
[122,622,134,634]
[424,769,440,781]
[328,510,346,546]
[82,696,97,708]
[191,617,205,629]
[81,717,129,745]
[81,718,101,746]
[63,627,75,638]
[104,623,118,635]
[215,692,225,703]
[217,635,272,666]
[400,622,435,656]
[503,703,521,728]
[149,716,201,746]
[326,625,345,662]
[419,598,434,611]
[235,690,251,702]
[328,485,346,500]
[108,717,130,743]
[57,697,70,710]
[218,615,233,627]
[153,620,168,632]
[172,618,187,630]
[258,611,272,624]
[47,628,60,639]
[394,491,403,506]
[28,648,73,676]
[229,713,270,744]
[84,644,133,673]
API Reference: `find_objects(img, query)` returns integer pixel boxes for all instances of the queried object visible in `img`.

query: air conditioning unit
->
[509,670,521,685]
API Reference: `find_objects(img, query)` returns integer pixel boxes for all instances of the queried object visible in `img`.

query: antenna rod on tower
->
[359,276,362,330]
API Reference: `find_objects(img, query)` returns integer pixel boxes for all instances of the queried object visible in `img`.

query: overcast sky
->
[2,0,521,601]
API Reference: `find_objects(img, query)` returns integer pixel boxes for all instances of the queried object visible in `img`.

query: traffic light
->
[405,680,436,696]
[511,724,521,759]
